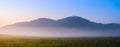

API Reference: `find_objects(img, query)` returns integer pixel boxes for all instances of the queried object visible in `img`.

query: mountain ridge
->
[2,16,120,30]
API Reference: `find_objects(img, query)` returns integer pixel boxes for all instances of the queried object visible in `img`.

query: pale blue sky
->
[0,0,120,27]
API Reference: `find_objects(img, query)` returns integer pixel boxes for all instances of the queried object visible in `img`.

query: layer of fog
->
[0,27,120,37]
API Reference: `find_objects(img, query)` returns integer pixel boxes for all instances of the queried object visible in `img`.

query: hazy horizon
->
[0,16,120,37]
[0,0,120,47]
[0,0,120,27]
[0,0,120,37]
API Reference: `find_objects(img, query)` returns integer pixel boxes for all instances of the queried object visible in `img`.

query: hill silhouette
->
[1,16,120,37]
[2,16,120,30]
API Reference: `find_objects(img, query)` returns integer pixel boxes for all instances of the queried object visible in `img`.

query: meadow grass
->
[0,37,119,47]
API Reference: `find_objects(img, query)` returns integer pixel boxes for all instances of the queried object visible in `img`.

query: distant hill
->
[1,16,120,37]
[2,16,120,30]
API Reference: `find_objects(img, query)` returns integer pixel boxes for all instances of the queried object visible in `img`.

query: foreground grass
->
[0,37,120,47]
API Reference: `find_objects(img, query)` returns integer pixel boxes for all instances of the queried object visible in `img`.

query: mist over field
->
[0,26,120,37]
[0,0,120,47]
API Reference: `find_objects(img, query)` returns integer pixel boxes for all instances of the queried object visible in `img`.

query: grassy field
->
[0,37,120,47]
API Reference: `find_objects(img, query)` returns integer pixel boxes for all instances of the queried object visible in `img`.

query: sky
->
[0,0,120,27]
